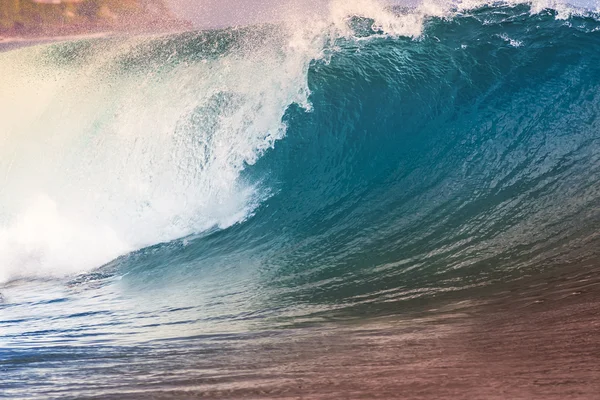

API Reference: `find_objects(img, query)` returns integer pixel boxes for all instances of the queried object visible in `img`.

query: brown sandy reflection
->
[84,267,600,399]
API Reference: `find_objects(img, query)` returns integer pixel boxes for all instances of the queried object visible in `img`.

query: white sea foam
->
[0,28,315,282]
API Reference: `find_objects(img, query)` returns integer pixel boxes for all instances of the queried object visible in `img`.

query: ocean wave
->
[0,2,599,301]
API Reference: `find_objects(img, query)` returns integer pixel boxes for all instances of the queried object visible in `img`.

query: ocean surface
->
[1,1,600,398]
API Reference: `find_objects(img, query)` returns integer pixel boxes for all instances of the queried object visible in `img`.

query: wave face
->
[1,2,600,317]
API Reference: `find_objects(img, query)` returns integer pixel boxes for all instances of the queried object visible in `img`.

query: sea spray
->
[0,28,316,281]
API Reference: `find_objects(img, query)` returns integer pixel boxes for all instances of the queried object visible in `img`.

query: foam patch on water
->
[0,195,130,283]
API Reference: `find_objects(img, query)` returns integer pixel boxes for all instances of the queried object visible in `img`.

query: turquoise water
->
[1,2,600,398]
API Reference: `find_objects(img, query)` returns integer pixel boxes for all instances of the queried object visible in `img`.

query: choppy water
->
[1,1,600,398]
